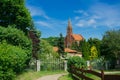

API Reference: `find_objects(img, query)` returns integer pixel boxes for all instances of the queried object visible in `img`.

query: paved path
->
[36,73,66,80]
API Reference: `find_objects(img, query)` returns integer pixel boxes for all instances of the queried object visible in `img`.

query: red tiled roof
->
[72,34,83,41]
[65,48,77,53]
[53,47,77,53]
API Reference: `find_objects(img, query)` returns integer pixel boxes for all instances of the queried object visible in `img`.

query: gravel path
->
[36,73,66,80]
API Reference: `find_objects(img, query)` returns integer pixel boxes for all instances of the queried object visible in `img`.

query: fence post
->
[64,60,67,71]
[81,67,84,80]
[101,70,104,80]
[36,60,40,72]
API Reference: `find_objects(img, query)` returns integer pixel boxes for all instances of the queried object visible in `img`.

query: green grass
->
[15,70,65,80]
[59,74,73,80]
[85,73,101,80]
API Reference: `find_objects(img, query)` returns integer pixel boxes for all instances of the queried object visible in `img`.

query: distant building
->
[53,19,83,57]
[65,19,84,48]
[53,47,82,57]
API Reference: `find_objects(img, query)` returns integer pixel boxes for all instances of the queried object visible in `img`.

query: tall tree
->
[57,33,65,58]
[101,30,120,68]
[80,40,90,60]
[29,30,40,60]
[0,0,33,34]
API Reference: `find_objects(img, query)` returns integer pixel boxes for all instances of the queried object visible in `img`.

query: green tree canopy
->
[57,33,65,58]
[0,0,33,34]
[39,39,59,60]
[80,40,90,60]
[88,38,101,56]
[90,46,98,60]
[101,30,120,68]
[101,30,120,59]
[0,26,32,51]
[42,37,58,46]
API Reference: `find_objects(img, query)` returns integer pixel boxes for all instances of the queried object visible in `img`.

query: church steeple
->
[67,18,72,35]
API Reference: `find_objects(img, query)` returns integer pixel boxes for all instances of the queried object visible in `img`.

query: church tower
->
[65,18,84,48]
[65,19,73,48]
[67,19,73,35]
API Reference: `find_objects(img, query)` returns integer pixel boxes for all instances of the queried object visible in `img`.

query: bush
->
[0,41,29,80]
[0,26,32,51]
[67,56,86,72]
[0,26,32,66]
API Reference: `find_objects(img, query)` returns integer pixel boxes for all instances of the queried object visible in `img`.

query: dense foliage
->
[57,33,65,58]
[80,40,91,60]
[39,39,59,60]
[0,26,32,51]
[88,38,101,57]
[0,41,29,80]
[67,56,86,72]
[71,41,81,51]
[29,30,40,60]
[0,0,33,34]
[101,30,120,69]
[90,46,98,60]
[0,26,32,79]
[42,37,58,46]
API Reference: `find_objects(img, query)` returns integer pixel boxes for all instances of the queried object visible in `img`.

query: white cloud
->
[75,19,96,27]
[74,3,120,28]
[88,19,96,25]
[74,10,89,16]
[35,21,51,27]
[27,6,50,19]
[90,3,120,27]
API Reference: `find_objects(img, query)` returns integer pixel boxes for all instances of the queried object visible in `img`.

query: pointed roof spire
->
[67,18,73,35]
[68,18,72,27]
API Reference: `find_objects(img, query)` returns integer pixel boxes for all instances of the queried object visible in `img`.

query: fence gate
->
[40,58,65,71]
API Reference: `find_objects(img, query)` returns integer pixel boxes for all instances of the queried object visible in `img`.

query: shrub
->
[0,26,32,66]
[0,41,29,80]
[0,26,32,51]
[67,56,86,72]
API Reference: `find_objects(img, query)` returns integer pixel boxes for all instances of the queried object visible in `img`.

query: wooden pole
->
[101,70,104,80]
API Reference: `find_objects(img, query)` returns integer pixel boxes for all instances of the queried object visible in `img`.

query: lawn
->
[59,74,73,80]
[15,70,65,80]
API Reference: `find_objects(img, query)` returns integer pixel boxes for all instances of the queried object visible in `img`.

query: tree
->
[101,30,120,68]
[28,30,40,60]
[88,38,101,56]
[0,0,33,34]
[57,33,65,58]
[42,37,59,46]
[71,41,81,51]
[39,39,59,60]
[90,46,98,60]
[80,40,90,60]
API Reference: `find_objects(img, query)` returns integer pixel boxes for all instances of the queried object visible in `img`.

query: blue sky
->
[26,0,120,40]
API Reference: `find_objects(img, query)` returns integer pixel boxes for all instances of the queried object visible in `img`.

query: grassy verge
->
[59,74,100,80]
[59,71,120,80]
[59,74,73,80]
[15,70,65,80]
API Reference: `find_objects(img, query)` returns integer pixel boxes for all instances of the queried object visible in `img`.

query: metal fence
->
[40,58,65,71]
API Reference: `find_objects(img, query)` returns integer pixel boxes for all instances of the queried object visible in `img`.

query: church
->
[64,19,84,48]
[53,19,83,57]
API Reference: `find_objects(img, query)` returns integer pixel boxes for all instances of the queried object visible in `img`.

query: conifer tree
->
[57,33,65,58]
